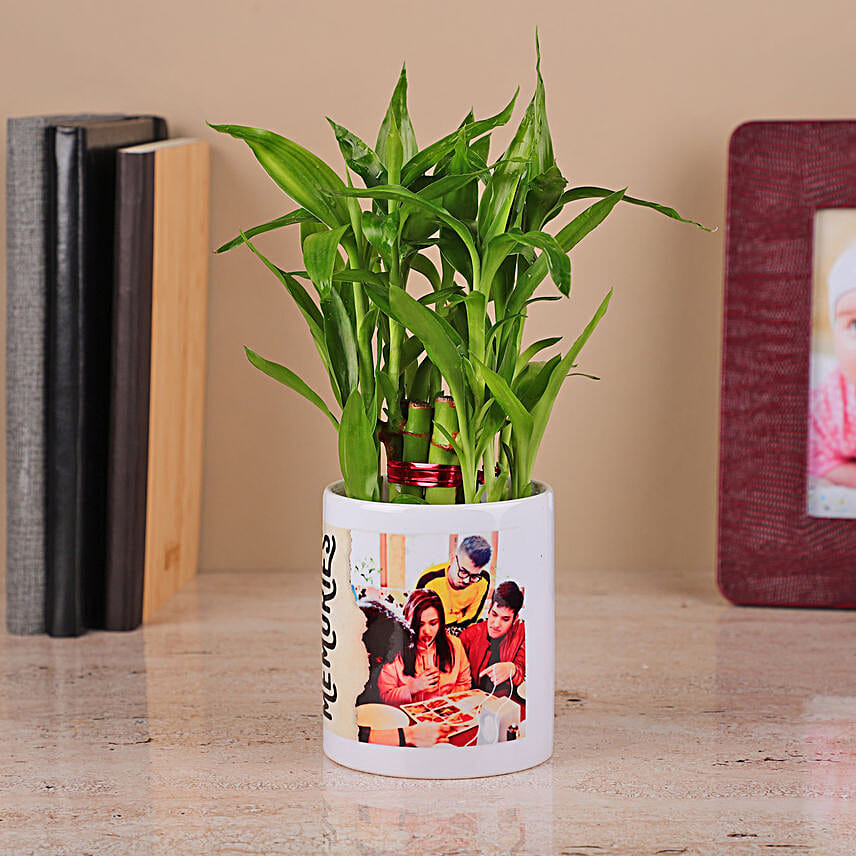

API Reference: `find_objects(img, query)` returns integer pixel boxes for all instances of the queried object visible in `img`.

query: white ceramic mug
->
[321,480,554,778]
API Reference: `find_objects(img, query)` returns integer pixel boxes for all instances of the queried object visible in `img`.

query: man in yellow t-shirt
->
[415,535,492,633]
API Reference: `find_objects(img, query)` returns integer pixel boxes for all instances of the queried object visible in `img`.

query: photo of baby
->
[807,209,856,517]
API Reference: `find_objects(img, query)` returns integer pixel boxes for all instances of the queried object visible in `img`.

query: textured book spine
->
[45,126,86,637]
[105,152,154,631]
[5,119,49,634]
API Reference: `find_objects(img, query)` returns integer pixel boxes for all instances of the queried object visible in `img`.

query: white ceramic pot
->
[321,480,554,779]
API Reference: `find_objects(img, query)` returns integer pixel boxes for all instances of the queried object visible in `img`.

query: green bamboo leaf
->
[441,130,481,222]
[435,111,473,177]
[508,228,570,295]
[524,295,562,305]
[515,336,562,375]
[417,170,488,203]
[437,229,474,287]
[300,219,327,250]
[358,307,379,353]
[381,286,464,351]
[334,184,480,287]
[410,356,436,402]
[477,98,536,247]
[516,355,561,410]
[482,227,568,300]
[478,360,534,441]
[208,123,350,229]
[474,396,497,429]
[508,190,626,316]
[400,335,426,372]
[408,252,442,290]
[528,290,612,472]
[358,306,379,409]
[384,115,404,190]
[327,118,387,188]
[522,164,567,233]
[244,347,338,429]
[376,369,400,416]
[492,254,517,319]
[339,389,380,501]
[544,186,713,231]
[361,209,400,270]
[389,288,468,412]
[401,89,518,186]
[432,420,465,465]
[376,65,417,165]
[363,280,393,317]
[375,330,426,378]
[485,313,527,360]
[472,134,491,169]
[377,367,402,429]
[216,209,317,253]
[333,268,390,288]
[418,286,466,306]
[465,291,487,367]
[507,33,561,235]
[532,31,554,175]
[496,314,524,380]
[304,225,349,295]
[335,278,357,329]
[321,287,359,403]
[474,400,509,461]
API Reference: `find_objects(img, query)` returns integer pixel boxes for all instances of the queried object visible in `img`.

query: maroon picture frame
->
[719,121,856,608]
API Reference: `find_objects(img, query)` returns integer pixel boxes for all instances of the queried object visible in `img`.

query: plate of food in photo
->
[401,702,429,717]
[415,712,444,723]
[433,705,461,718]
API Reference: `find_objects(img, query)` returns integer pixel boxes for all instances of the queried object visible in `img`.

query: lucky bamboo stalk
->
[397,399,433,498]
[425,395,459,505]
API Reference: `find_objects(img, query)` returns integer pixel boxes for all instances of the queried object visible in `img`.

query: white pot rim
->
[324,479,553,513]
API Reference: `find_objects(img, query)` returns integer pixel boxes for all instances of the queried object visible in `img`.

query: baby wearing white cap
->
[809,242,856,486]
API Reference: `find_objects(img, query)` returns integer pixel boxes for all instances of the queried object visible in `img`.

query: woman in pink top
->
[810,243,856,485]
[378,589,471,707]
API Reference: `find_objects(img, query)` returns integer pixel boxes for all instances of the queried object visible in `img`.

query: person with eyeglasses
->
[414,535,492,634]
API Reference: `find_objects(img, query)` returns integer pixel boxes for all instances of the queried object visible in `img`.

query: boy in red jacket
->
[459,581,525,697]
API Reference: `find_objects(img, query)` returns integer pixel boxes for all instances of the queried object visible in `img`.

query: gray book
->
[5,113,121,634]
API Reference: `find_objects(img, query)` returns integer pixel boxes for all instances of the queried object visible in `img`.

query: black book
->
[45,116,167,637]
[105,138,209,631]
[103,143,155,632]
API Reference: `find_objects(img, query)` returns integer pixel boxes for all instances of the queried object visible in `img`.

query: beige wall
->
[2,0,851,579]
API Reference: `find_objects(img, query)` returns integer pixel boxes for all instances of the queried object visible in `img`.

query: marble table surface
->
[1,566,854,855]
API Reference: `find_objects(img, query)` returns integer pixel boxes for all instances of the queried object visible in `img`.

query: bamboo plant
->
[212,39,708,505]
